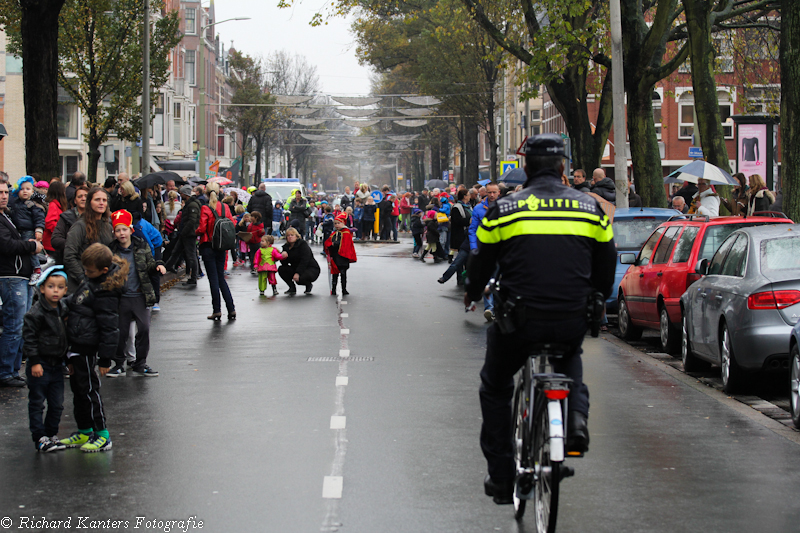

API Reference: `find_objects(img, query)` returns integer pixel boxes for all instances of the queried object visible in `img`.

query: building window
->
[714,37,734,73]
[718,90,734,139]
[653,91,662,140]
[744,86,780,115]
[217,126,225,157]
[679,93,694,140]
[483,133,491,162]
[531,109,540,121]
[531,125,541,135]
[59,155,78,180]
[185,8,196,34]
[186,50,196,86]
[57,86,78,139]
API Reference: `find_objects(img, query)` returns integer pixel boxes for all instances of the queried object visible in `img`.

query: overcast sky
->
[214,1,374,97]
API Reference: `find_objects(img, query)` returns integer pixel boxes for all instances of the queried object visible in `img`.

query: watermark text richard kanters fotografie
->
[1,515,204,532]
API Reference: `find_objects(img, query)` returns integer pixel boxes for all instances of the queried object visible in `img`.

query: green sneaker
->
[80,435,112,453]
[61,431,93,448]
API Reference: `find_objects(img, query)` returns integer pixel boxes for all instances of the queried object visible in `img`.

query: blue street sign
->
[500,161,519,175]
[370,190,383,202]
[689,147,704,158]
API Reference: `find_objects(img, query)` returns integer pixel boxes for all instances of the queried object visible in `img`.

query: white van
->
[261,179,307,203]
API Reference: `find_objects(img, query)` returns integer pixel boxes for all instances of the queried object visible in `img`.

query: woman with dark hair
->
[51,185,88,264]
[63,187,114,293]
[721,172,748,216]
[278,228,320,295]
[196,184,236,321]
[43,180,68,257]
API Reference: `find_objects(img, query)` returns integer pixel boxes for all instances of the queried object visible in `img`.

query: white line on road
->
[340,313,349,318]
[336,376,349,386]
[339,349,350,358]
[340,301,348,305]
[341,329,350,335]
[322,476,343,499]
[330,416,346,429]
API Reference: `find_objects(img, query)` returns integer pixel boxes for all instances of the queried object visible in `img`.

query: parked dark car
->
[681,224,800,393]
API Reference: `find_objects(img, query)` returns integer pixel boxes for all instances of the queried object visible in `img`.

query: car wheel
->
[720,323,745,394]
[791,344,800,428]
[681,312,709,372]
[660,306,680,355]
[618,296,642,341]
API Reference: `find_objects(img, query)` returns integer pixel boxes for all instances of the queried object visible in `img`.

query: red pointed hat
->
[111,209,133,229]
[335,212,348,222]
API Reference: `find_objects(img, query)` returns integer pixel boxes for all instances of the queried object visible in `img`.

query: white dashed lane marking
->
[339,349,350,358]
[340,313,349,318]
[330,416,346,429]
[336,376,349,386]
[340,329,350,335]
[322,476,343,499]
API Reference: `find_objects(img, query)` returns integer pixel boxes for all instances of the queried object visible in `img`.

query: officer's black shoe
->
[567,411,590,454]
[483,475,513,505]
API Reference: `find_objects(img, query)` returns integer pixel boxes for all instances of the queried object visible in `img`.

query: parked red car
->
[617,214,793,353]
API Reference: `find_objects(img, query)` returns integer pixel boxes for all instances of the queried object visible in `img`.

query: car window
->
[672,226,699,263]
[652,226,680,264]
[698,222,777,262]
[720,235,748,277]
[761,236,800,272]
[708,234,737,275]
[637,227,666,266]
[613,218,666,250]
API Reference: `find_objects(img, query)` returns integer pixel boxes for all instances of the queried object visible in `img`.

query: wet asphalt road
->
[2,236,800,532]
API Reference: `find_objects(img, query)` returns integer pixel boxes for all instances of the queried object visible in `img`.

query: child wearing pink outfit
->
[254,234,284,296]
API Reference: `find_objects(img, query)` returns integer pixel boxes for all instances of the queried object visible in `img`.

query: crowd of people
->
[0,162,786,456]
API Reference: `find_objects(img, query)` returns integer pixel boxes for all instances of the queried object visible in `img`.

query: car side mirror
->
[619,253,636,265]
[695,259,708,276]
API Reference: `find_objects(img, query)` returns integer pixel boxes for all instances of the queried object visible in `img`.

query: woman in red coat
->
[196,187,236,320]
[324,213,357,296]
[43,181,68,256]
[245,211,266,274]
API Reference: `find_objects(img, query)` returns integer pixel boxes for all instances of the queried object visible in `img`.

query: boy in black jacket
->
[60,243,128,453]
[23,265,69,452]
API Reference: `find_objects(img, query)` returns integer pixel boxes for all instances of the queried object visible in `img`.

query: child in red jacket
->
[246,211,265,274]
[324,213,357,296]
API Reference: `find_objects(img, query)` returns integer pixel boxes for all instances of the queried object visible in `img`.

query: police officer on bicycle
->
[464,133,616,504]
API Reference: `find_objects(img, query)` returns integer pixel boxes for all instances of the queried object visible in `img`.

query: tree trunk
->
[86,134,101,184]
[254,136,263,181]
[431,140,442,185]
[465,120,479,185]
[487,105,498,182]
[20,0,65,179]
[627,84,667,207]
[685,0,731,174]
[782,0,800,223]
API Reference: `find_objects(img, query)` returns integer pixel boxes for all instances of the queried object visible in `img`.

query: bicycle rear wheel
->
[533,397,560,533]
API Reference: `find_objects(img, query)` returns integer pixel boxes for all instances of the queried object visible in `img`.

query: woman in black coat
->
[278,227,320,295]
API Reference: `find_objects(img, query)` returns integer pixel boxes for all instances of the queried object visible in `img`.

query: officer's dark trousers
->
[69,353,107,432]
[479,315,589,483]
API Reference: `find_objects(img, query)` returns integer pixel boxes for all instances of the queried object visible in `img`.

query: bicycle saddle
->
[529,342,571,358]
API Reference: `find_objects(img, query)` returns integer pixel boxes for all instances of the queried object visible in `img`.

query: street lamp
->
[198,16,250,179]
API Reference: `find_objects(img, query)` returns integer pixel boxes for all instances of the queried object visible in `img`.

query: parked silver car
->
[680,224,800,393]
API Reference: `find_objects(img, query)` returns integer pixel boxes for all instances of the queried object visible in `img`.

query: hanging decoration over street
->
[288,107,319,116]
[396,108,434,117]
[394,119,428,128]
[299,133,333,141]
[291,118,328,126]
[342,119,380,128]
[387,134,421,141]
[275,95,314,105]
[336,108,379,118]
[331,96,383,106]
[401,96,441,106]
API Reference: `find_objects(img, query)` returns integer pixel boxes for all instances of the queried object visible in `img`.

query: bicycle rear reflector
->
[544,389,569,400]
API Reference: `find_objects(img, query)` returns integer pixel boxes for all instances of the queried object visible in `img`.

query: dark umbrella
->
[425,179,448,189]
[134,171,184,190]
[187,176,208,186]
[499,167,527,185]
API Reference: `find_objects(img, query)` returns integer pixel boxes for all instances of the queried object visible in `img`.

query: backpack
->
[210,204,236,251]
[436,211,449,224]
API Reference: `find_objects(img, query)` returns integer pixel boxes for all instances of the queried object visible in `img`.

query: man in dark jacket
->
[0,181,43,387]
[572,169,591,193]
[675,181,698,207]
[288,191,310,237]
[590,168,616,203]
[166,185,201,285]
[65,171,86,206]
[247,184,273,226]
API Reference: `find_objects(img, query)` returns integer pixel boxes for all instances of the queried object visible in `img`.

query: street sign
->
[501,161,519,175]
[689,146,704,159]
[396,173,404,181]
[370,190,383,202]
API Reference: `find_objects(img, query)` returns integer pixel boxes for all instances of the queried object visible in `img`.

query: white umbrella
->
[224,187,251,204]
[665,160,738,185]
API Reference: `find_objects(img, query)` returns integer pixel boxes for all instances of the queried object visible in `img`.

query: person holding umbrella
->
[692,178,720,217]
